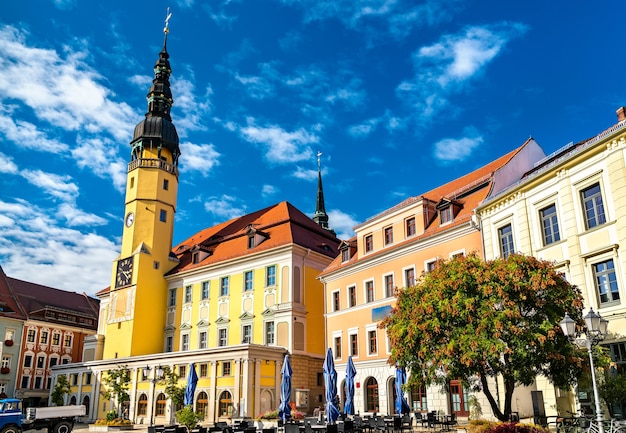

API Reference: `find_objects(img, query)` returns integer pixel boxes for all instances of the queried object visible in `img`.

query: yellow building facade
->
[477,108,626,420]
[319,140,544,418]
[51,29,340,424]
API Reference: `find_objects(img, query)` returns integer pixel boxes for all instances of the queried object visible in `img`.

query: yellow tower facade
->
[103,38,181,359]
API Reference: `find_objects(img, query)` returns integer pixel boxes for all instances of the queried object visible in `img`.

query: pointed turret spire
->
[130,8,180,166]
[313,152,334,234]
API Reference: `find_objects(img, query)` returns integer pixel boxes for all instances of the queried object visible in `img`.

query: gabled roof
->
[5,275,99,328]
[321,141,538,276]
[169,201,340,275]
[0,266,27,319]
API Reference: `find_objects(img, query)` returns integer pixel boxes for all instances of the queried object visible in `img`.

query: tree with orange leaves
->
[381,253,585,422]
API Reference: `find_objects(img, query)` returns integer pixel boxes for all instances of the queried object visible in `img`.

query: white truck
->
[0,399,85,433]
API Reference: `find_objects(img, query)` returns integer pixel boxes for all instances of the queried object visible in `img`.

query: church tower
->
[312,152,335,234]
[103,17,181,359]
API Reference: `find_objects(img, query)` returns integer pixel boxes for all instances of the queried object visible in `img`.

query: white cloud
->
[262,184,278,197]
[71,137,128,192]
[327,209,358,240]
[171,76,213,135]
[0,26,137,142]
[234,73,275,100]
[203,194,247,221]
[0,152,18,174]
[397,22,527,123]
[292,166,321,181]
[57,203,108,227]
[179,142,221,176]
[239,118,317,164]
[0,111,69,153]
[23,169,79,202]
[433,129,484,163]
[0,199,117,296]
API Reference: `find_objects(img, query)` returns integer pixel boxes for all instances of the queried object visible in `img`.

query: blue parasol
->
[344,356,356,415]
[278,355,292,423]
[323,348,340,423]
[184,363,198,406]
[395,366,410,415]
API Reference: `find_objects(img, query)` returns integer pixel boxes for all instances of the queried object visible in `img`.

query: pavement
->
[72,423,149,433]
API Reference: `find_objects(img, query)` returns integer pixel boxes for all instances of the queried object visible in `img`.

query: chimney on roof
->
[617,107,626,122]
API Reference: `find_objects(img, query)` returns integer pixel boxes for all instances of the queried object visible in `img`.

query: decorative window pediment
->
[179,323,192,330]
[197,319,209,327]
[215,317,230,324]
[239,312,254,321]
[164,324,176,332]
[261,308,276,317]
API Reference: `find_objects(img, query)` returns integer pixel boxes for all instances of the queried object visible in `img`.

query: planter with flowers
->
[4,340,13,347]
[0,367,10,375]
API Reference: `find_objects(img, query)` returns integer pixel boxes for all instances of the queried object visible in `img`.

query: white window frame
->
[181,333,189,351]
[366,325,378,356]
[332,290,340,312]
[348,328,359,358]
[242,324,252,344]
[347,285,357,308]
[364,279,375,303]
[402,265,416,288]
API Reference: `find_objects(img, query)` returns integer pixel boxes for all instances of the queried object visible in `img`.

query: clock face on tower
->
[125,212,134,227]
[115,257,134,288]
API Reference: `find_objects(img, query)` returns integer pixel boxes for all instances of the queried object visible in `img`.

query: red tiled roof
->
[321,142,529,276]
[169,201,340,275]
[6,276,99,324]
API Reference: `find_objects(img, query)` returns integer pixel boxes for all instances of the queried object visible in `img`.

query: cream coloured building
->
[476,107,626,420]
[319,140,545,419]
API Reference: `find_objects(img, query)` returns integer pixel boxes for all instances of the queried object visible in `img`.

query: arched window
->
[218,390,232,417]
[82,395,90,413]
[260,389,273,415]
[70,395,77,405]
[196,392,208,418]
[365,377,378,412]
[137,394,148,416]
[156,392,167,416]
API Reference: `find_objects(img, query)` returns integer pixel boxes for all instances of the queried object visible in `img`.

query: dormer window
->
[364,234,373,253]
[246,225,268,249]
[341,248,350,262]
[247,236,255,249]
[440,206,453,224]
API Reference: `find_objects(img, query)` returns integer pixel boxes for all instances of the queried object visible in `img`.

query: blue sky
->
[2,0,626,296]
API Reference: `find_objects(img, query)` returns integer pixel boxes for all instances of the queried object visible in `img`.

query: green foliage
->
[50,374,71,406]
[106,410,118,423]
[382,253,586,422]
[101,366,131,417]
[467,421,547,433]
[176,405,204,432]
[160,366,186,408]
[468,394,482,420]
[599,373,626,416]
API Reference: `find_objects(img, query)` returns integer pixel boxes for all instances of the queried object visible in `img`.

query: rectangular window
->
[348,286,356,307]
[223,361,231,376]
[160,209,167,222]
[406,217,416,237]
[200,364,208,377]
[540,204,561,245]
[265,322,275,345]
[85,373,92,385]
[199,331,207,349]
[64,335,72,347]
[36,377,44,390]
[165,336,173,352]
[218,328,227,346]
[384,275,394,297]
[21,376,29,389]
[440,206,453,224]
[366,281,374,302]
[52,333,60,346]
[334,336,342,359]
[24,355,32,368]
[384,227,393,245]
[40,331,48,345]
[582,183,606,229]
[426,260,436,273]
[181,334,189,351]
[49,358,57,368]
[1,357,9,369]
[168,289,176,307]
[405,268,415,287]
[27,329,35,343]
[201,281,209,300]
[220,277,229,296]
[368,330,377,354]
[266,265,276,286]
[333,291,340,312]
[350,334,358,357]
[364,234,373,253]
[4,330,14,342]
[499,224,515,259]
[593,259,620,304]
[163,179,169,190]
[37,356,45,369]
[184,285,192,303]
[341,249,350,262]
[71,374,78,386]
[242,325,252,343]
[179,365,186,378]
[244,271,254,291]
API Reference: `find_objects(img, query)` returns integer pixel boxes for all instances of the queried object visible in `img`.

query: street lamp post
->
[560,309,609,433]
[143,365,165,427]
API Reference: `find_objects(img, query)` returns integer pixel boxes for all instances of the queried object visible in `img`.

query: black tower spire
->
[130,8,180,167]
[313,152,334,234]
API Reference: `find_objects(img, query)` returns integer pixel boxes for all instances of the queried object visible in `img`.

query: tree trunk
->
[479,372,511,422]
